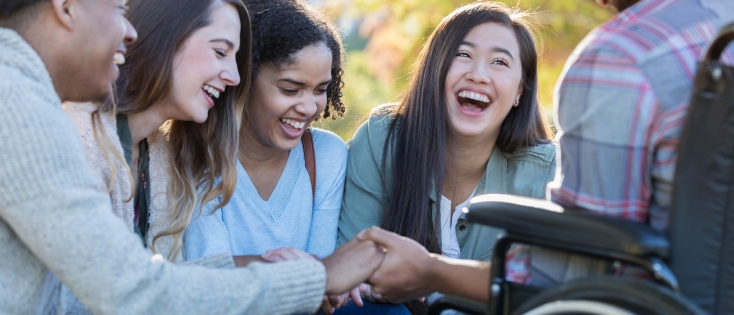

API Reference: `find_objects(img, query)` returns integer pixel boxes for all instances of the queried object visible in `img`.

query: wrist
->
[424,253,445,292]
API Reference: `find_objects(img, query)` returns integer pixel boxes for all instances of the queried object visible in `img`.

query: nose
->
[123,18,138,46]
[220,58,241,86]
[295,93,318,118]
[466,59,492,85]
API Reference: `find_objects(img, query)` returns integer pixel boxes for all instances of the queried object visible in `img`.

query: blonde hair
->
[91,99,135,202]
[108,0,252,261]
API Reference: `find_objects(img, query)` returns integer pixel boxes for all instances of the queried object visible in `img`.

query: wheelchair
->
[428,22,734,315]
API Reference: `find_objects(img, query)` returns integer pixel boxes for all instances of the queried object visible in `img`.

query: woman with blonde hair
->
[65,0,250,261]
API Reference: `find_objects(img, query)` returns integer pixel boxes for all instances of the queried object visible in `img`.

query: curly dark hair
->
[244,0,345,120]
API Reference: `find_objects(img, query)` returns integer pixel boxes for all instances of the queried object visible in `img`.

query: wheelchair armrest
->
[426,296,486,315]
[466,194,669,258]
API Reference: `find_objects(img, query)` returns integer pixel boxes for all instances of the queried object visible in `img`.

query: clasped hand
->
[260,227,436,314]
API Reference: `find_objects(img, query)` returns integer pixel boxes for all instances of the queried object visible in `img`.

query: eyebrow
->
[210,38,235,50]
[459,41,515,61]
[278,78,333,86]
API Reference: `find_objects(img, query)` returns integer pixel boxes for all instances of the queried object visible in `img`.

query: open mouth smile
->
[280,118,306,130]
[457,90,491,111]
[202,84,221,99]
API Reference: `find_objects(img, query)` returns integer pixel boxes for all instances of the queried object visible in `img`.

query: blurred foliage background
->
[311,0,614,140]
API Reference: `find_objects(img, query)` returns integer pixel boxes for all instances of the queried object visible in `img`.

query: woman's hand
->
[320,284,367,314]
[360,283,389,303]
[260,247,315,262]
[260,248,372,314]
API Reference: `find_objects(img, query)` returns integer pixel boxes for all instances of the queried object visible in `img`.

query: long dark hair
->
[382,1,549,254]
[243,0,345,120]
[109,0,252,260]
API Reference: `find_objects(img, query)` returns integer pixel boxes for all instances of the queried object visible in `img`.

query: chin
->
[275,138,300,152]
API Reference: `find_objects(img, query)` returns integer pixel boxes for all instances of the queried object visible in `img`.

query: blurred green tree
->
[314,0,613,140]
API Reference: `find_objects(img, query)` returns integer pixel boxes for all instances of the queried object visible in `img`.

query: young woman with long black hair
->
[338,2,556,313]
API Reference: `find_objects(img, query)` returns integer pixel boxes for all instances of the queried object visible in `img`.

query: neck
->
[445,132,496,183]
[238,120,289,166]
[126,105,168,147]
[17,19,69,101]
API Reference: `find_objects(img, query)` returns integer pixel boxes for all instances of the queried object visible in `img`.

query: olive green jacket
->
[337,111,557,261]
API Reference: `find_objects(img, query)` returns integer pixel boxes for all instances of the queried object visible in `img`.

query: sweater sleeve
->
[0,64,325,315]
[305,129,347,258]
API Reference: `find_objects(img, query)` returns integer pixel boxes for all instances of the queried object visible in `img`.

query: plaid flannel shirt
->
[508,0,734,285]
[551,0,734,230]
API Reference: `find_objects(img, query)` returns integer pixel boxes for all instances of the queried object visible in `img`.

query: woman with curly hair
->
[185,0,349,283]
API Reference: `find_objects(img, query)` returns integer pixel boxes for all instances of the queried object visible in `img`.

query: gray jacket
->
[0,27,325,315]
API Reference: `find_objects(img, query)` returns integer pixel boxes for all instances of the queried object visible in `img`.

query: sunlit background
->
[309,0,614,140]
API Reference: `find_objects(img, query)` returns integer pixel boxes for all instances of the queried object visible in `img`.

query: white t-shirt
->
[439,188,476,259]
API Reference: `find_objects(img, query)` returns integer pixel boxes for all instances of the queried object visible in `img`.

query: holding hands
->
[357,227,439,303]
[260,246,373,314]
[257,226,488,314]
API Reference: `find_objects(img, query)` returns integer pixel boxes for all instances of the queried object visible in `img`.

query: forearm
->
[427,254,490,303]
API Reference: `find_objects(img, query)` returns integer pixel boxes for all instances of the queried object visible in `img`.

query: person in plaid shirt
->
[525,0,734,286]
[551,0,734,232]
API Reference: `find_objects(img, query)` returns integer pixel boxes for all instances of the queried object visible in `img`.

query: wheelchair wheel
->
[510,277,706,315]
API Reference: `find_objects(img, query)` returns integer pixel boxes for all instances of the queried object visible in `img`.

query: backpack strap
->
[302,128,316,199]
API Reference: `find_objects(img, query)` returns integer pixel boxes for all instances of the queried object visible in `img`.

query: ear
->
[514,84,523,107]
[50,0,76,31]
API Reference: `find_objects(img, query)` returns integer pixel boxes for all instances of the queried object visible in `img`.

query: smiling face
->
[444,22,523,142]
[164,1,241,123]
[244,43,333,151]
[69,0,137,102]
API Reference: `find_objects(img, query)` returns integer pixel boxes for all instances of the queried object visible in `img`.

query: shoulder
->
[311,128,348,178]
[501,142,557,167]
[311,128,347,154]
[571,0,720,66]
[348,104,398,157]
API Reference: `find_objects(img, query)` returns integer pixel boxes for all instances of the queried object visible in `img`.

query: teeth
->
[458,90,489,103]
[202,84,220,99]
[113,52,125,65]
[280,118,305,129]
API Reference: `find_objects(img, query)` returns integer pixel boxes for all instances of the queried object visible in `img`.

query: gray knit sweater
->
[0,27,325,315]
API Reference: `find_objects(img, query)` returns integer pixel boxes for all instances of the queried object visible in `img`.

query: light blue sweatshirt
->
[184,128,348,259]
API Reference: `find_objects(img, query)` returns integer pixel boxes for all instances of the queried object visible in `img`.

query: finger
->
[356,227,399,251]
[320,296,335,315]
[328,294,342,308]
[350,287,364,307]
[260,253,284,262]
[287,248,315,260]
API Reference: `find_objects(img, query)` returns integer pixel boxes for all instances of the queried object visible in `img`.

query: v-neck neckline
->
[237,141,305,222]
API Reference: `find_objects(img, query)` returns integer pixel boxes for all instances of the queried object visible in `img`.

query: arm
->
[306,131,348,257]
[358,227,490,303]
[0,90,325,314]
[337,118,388,247]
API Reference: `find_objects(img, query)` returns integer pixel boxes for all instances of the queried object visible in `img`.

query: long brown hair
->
[109,0,252,261]
[382,1,549,254]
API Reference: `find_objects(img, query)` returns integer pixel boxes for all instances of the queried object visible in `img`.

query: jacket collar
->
[429,148,507,202]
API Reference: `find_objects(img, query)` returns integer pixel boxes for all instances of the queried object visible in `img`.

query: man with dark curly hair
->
[0,0,384,314]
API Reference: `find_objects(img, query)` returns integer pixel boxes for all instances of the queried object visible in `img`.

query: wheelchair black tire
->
[510,277,706,315]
